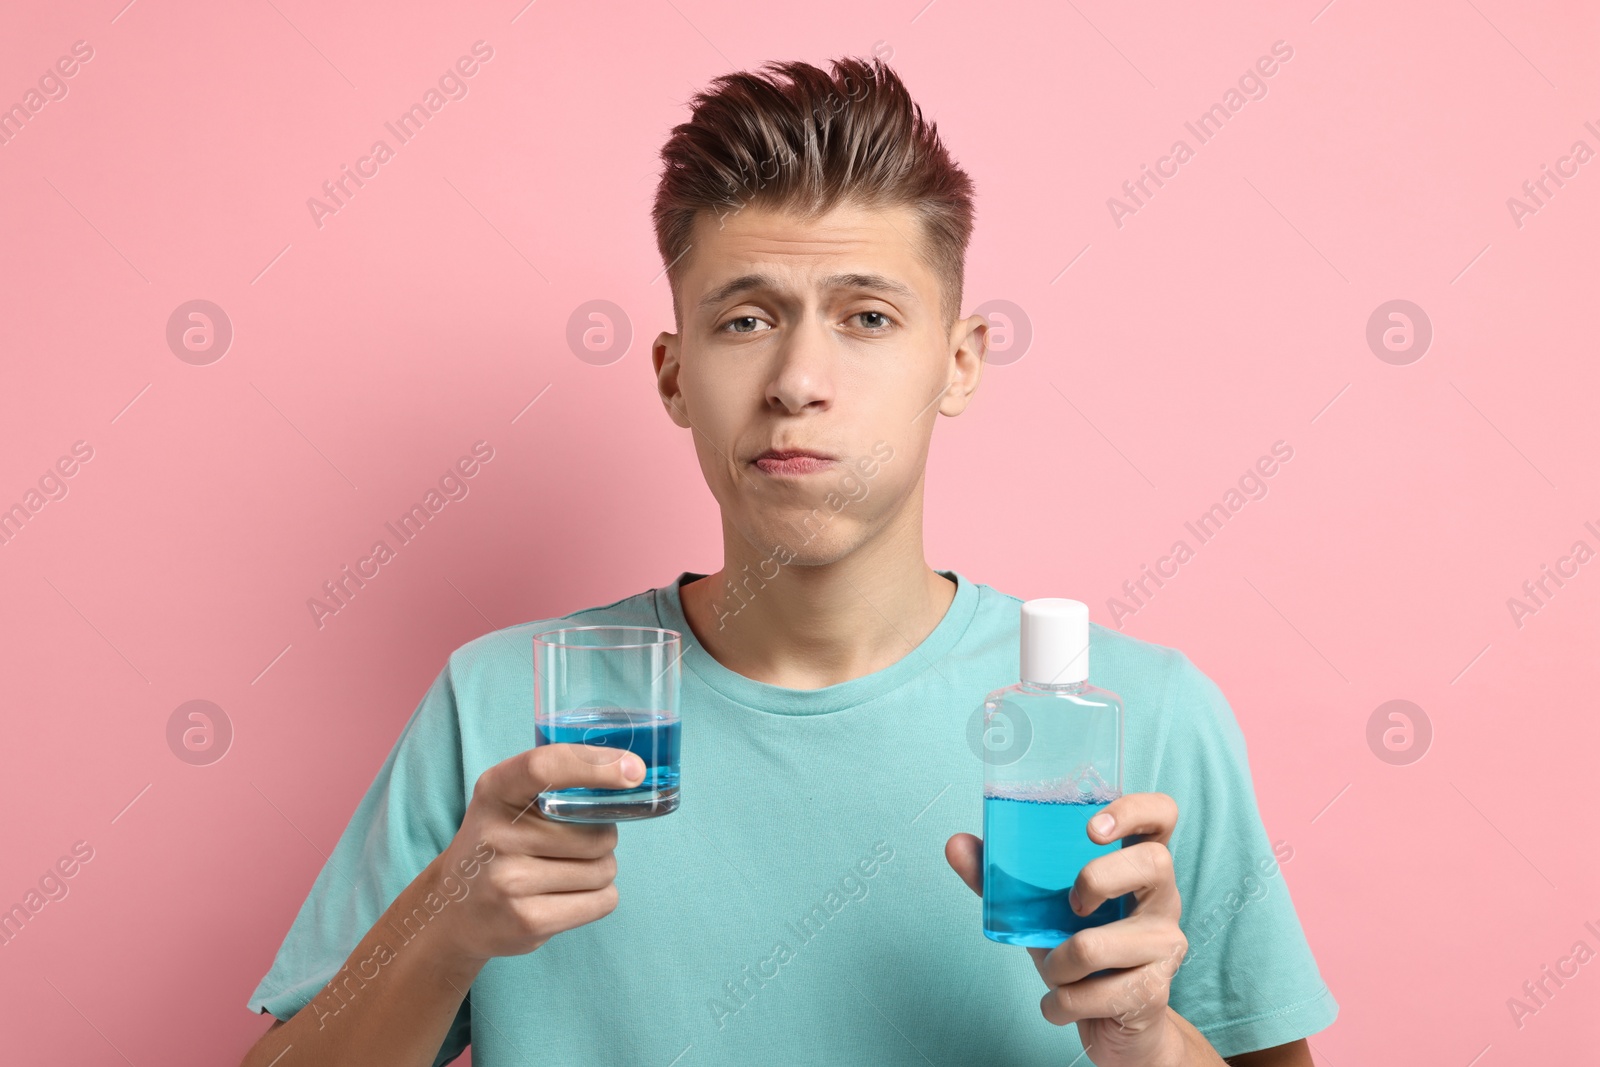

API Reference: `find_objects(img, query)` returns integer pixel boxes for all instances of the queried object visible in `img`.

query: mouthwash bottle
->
[982,597,1126,947]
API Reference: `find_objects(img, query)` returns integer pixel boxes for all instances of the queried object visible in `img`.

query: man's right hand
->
[430,742,644,962]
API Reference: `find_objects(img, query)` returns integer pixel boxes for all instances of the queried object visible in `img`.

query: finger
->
[945,833,983,897]
[513,884,620,942]
[497,853,618,895]
[1071,841,1178,918]
[479,803,618,859]
[483,744,646,813]
[1087,792,1178,847]
[1035,960,1176,1028]
[1032,918,1188,988]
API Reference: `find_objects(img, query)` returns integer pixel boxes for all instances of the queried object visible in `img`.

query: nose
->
[765,317,835,415]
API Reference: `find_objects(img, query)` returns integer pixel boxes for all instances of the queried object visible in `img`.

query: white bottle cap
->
[1020,598,1089,685]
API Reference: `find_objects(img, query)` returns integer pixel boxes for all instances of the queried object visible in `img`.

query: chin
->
[741,518,861,569]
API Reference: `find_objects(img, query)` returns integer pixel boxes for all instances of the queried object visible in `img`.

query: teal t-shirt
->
[247,570,1337,1064]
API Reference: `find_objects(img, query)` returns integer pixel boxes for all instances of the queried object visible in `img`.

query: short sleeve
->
[245,662,473,1067]
[1157,652,1339,1058]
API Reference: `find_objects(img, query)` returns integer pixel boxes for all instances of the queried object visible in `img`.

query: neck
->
[680,504,956,690]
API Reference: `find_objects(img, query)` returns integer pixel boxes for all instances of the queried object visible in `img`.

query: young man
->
[243,57,1336,1067]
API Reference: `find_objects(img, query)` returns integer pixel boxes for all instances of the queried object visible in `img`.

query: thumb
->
[944,833,983,897]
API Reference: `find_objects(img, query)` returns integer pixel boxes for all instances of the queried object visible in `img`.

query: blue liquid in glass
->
[983,795,1126,947]
[533,708,680,821]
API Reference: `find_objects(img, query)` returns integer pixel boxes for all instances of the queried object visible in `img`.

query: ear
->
[937,313,988,417]
[653,330,692,429]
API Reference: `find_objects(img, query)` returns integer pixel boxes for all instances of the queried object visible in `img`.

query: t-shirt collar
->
[653,568,979,716]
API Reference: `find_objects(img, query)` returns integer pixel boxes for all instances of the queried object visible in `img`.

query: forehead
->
[681,201,935,308]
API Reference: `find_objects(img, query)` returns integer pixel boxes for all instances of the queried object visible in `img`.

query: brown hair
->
[651,56,976,330]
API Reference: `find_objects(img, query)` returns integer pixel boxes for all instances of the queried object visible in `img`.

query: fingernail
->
[623,755,644,783]
[1068,886,1082,914]
[1091,813,1115,837]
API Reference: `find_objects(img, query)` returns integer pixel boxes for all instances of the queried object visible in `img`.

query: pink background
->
[2,0,1596,1063]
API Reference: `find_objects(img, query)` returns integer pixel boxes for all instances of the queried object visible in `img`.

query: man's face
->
[652,200,986,567]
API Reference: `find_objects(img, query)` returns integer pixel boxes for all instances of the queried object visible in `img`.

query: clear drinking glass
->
[532,625,682,822]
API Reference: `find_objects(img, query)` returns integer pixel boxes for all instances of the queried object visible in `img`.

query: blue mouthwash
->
[981,598,1127,948]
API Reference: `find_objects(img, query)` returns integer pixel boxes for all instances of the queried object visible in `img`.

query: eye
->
[719,315,770,334]
[852,310,896,331]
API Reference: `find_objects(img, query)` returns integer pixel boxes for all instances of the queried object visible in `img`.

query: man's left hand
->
[946,791,1207,1067]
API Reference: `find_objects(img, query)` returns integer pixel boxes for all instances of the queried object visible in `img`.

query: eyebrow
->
[694,272,918,313]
